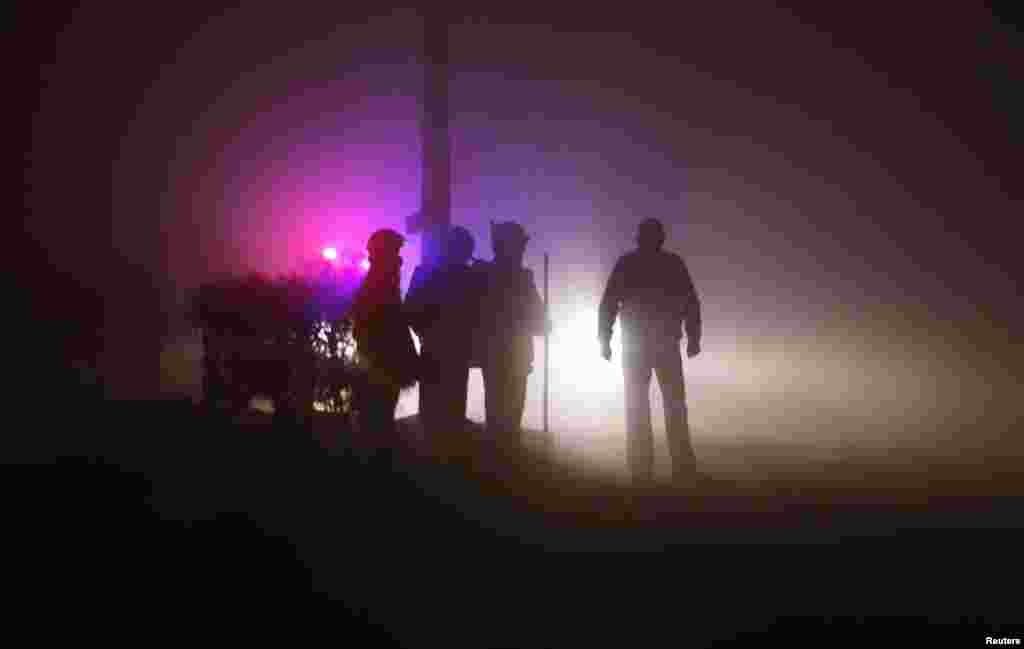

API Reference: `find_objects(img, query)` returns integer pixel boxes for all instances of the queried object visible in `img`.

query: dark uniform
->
[350,229,419,444]
[599,218,702,484]
[405,226,483,455]
[476,222,549,444]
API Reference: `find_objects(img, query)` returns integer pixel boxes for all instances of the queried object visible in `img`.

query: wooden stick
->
[543,253,550,437]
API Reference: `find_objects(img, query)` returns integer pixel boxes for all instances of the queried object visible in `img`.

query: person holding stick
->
[475,221,550,448]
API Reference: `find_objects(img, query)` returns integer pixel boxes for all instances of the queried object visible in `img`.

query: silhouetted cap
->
[637,218,666,248]
[367,228,405,258]
[491,221,529,247]
[637,218,665,237]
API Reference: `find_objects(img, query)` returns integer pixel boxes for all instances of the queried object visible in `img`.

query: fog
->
[27,5,1017,478]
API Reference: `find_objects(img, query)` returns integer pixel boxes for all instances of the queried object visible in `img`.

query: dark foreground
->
[8,369,1022,647]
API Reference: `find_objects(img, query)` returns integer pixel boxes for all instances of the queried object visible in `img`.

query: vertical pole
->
[543,253,549,437]
[410,14,451,265]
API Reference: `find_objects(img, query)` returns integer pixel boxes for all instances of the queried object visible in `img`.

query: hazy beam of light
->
[159,307,1022,487]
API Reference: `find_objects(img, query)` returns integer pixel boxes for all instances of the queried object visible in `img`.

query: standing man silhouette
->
[405,225,481,460]
[477,221,549,448]
[350,228,420,448]
[599,218,702,486]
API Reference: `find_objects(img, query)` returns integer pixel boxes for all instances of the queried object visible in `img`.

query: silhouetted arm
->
[349,281,371,326]
[348,283,373,351]
[403,266,436,335]
[679,258,701,343]
[599,257,627,344]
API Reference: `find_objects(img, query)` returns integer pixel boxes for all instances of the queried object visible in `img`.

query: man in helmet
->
[350,229,420,446]
[405,225,483,460]
[476,221,549,446]
[598,218,702,486]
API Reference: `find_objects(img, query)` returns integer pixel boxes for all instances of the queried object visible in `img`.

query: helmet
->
[446,225,475,263]
[366,228,405,259]
[637,218,666,249]
[491,221,529,248]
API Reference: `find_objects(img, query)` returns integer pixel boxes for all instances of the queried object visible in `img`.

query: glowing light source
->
[322,247,338,261]
[359,258,371,272]
[551,308,622,394]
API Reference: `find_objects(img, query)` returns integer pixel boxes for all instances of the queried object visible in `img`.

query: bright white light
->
[359,258,371,272]
[519,305,627,476]
[322,246,338,261]
[550,308,622,394]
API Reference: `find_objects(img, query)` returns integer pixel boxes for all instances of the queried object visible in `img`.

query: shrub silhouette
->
[189,270,363,417]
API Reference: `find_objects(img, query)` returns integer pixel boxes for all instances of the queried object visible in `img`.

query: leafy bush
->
[188,271,363,415]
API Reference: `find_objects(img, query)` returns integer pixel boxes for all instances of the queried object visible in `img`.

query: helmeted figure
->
[405,226,483,457]
[476,221,549,445]
[350,228,419,443]
[599,218,702,485]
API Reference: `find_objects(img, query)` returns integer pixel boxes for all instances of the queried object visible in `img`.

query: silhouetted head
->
[366,228,405,273]
[491,221,529,265]
[445,226,475,265]
[636,218,666,251]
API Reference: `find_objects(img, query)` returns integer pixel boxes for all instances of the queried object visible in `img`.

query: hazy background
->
[25,3,1021,479]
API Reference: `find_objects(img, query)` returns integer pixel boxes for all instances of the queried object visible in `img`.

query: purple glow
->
[322,246,338,262]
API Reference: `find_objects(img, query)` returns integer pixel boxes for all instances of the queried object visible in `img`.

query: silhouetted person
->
[476,222,549,446]
[405,226,482,458]
[350,229,419,448]
[599,218,702,486]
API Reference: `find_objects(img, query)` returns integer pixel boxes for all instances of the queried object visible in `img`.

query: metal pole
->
[407,14,451,265]
[543,253,549,437]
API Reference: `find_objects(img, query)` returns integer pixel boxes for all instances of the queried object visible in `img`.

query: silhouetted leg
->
[623,348,655,485]
[426,355,469,464]
[382,386,400,437]
[503,368,528,466]
[441,362,471,461]
[483,364,512,439]
[482,364,527,450]
[434,361,468,430]
[507,370,528,440]
[480,363,501,472]
[357,380,400,464]
[655,348,696,483]
[449,363,470,430]
[482,364,499,439]
[417,348,444,437]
